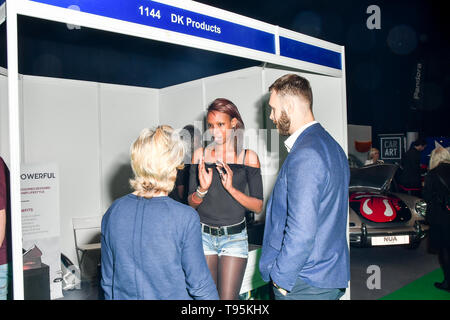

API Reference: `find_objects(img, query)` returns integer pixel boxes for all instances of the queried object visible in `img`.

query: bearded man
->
[259,74,350,300]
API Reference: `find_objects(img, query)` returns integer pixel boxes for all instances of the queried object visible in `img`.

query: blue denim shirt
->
[101,194,219,300]
[259,123,350,291]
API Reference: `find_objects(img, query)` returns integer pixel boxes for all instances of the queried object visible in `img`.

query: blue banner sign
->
[280,36,342,70]
[1,0,5,6]
[29,0,276,54]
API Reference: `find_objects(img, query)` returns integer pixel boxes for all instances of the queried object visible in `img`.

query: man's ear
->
[284,97,295,115]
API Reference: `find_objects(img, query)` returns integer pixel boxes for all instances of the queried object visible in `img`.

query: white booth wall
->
[264,68,347,149]
[0,65,346,268]
[1,72,160,265]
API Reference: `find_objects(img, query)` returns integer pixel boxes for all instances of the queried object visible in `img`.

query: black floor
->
[350,238,440,300]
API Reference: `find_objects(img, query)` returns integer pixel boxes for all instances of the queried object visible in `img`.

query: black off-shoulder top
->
[189,153,263,227]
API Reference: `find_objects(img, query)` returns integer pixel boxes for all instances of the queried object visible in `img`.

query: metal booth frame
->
[3,0,348,300]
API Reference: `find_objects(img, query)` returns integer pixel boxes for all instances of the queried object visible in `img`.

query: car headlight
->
[415,200,427,217]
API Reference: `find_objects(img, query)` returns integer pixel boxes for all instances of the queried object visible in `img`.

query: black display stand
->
[24,263,50,300]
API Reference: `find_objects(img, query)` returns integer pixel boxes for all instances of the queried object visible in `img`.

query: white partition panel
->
[308,75,345,149]
[99,83,159,213]
[204,67,263,131]
[159,79,204,132]
[22,75,101,264]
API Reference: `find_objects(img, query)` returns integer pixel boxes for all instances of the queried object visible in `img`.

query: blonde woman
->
[364,148,384,165]
[101,126,219,300]
[423,147,450,292]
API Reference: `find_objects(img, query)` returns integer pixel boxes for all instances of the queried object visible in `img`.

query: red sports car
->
[349,164,428,248]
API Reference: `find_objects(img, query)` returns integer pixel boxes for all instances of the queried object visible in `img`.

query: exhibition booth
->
[1,0,348,299]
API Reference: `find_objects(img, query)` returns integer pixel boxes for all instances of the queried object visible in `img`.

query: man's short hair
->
[414,137,427,147]
[269,74,313,109]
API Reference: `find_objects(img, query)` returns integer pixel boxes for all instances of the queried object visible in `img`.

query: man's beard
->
[274,110,291,136]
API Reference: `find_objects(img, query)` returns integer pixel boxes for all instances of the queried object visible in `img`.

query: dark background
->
[1,0,448,144]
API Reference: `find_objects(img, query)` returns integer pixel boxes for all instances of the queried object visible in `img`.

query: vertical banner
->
[411,61,425,111]
[20,163,62,299]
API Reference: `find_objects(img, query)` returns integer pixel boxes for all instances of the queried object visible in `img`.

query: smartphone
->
[216,161,226,180]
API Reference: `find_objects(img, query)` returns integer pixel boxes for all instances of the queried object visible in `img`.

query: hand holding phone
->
[216,160,226,180]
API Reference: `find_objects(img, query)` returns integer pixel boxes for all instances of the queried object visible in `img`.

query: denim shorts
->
[0,263,11,300]
[201,224,249,259]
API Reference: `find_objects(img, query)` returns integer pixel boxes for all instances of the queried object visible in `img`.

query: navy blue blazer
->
[259,123,350,291]
[101,195,219,300]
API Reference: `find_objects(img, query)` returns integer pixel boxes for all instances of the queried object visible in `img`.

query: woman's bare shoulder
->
[244,149,260,168]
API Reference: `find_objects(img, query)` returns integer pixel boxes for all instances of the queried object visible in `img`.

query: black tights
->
[438,248,450,284]
[205,255,247,300]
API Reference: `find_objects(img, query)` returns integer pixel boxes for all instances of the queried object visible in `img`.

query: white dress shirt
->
[284,121,318,153]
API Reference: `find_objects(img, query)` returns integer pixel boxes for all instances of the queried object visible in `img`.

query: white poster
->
[21,163,63,299]
[21,164,59,240]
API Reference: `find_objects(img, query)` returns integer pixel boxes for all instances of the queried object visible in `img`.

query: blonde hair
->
[429,147,450,170]
[130,126,185,197]
[369,147,380,159]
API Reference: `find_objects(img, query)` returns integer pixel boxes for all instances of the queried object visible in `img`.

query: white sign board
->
[21,164,59,240]
[21,163,62,299]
